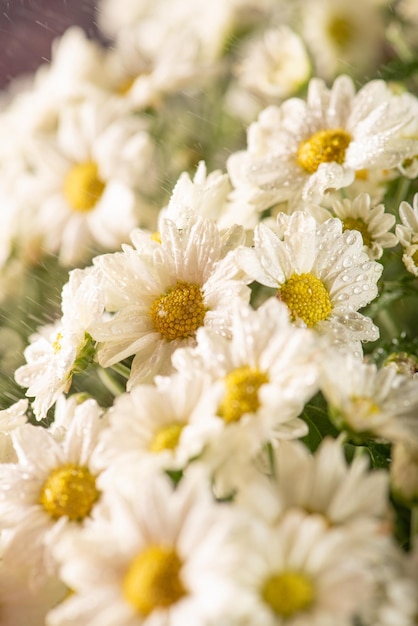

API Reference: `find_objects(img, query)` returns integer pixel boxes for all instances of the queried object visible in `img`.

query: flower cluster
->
[0,0,418,625]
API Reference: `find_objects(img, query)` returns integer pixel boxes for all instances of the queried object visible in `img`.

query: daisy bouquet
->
[1,0,418,624]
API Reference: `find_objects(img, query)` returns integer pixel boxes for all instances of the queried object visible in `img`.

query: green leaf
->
[301,392,339,452]
[365,441,392,470]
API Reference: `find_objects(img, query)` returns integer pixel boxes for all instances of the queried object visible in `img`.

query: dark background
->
[0,0,99,88]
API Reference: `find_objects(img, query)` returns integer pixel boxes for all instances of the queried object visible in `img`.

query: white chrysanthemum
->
[104,27,211,111]
[236,26,311,101]
[15,266,104,420]
[9,28,110,134]
[0,28,108,140]
[227,75,418,206]
[47,468,238,626]
[330,193,398,259]
[319,352,418,444]
[0,399,28,463]
[245,438,389,531]
[173,298,319,439]
[90,215,250,388]
[24,100,156,265]
[238,211,382,355]
[0,398,106,581]
[95,372,218,475]
[171,298,320,496]
[161,161,232,229]
[223,509,375,626]
[396,194,418,277]
[299,0,386,81]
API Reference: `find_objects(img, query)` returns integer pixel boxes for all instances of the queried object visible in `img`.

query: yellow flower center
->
[39,464,100,521]
[384,351,418,376]
[123,545,186,616]
[63,161,105,212]
[412,248,418,265]
[297,129,352,174]
[327,15,355,50]
[149,423,185,453]
[262,571,314,618]
[218,366,269,423]
[351,396,381,421]
[342,217,372,248]
[278,273,332,328]
[150,281,207,341]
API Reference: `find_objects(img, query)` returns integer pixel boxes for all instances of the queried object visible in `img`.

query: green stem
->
[376,307,401,339]
[97,368,125,397]
[110,362,131,380]
[393,176,412,209]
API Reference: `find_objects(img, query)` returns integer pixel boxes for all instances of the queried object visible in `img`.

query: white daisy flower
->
[47,467,238,626]
[0,399,28,463]
[330,193,398,260]
[173,297,319,440]
[254,437,389,531]
[15,266,104,420]
[3,27,109,135]
[236,26,311,101]
[223,509,375,626]
[237,211,382,355]
[0,398,107,581]
[171,298,321,496]
[104,27,211,112]
[90,215,250,388]
[319,352,418,444]
[25,100,156,266]
[227,75,418,206]
[396,194,418,277]
[299,0,386,81]
[161,161,232,229]
[94,372,218,476]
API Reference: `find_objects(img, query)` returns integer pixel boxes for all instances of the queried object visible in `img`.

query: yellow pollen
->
[412,249,418,265]
[297,129,352,174]
[151,231,162,243]
[53,332,63,354]
[278,273,332,328]
[262,571,314,618]
[218,366,269,423]
[63,161,105,212]
[342,216,372,248]
[149,423,185,453]
[123,545,186,616]
[355,169,369,181]
[39,464,100,521]
[327,15,355,50]
[150,281,207,341]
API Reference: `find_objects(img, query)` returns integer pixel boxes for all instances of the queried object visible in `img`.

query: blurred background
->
[0,0,98,88]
